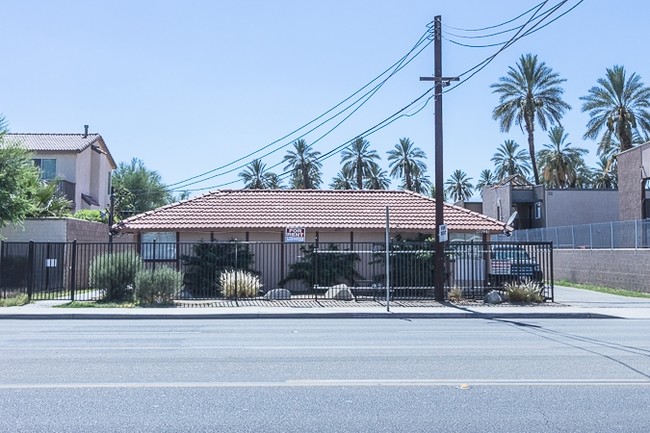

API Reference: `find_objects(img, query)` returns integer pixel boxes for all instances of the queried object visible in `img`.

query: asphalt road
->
[1,318,649,432]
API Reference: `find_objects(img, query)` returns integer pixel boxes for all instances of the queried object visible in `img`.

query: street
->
[1,318,649,432]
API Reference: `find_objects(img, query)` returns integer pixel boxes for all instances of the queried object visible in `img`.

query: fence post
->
[152,239,157,271]
[385,206,390,311]
[635,220,639,250]
[314,236,319,300]
[589,225,593,249]
[0,240,3,298]
[571,226,575,249]
[70,240,77,301]
[611,222,614,250]
[234,239,239,305]
[27,241,34,301]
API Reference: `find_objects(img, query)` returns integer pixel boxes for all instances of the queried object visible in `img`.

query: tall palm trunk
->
[525,112,540,185]
[356,157,363,189]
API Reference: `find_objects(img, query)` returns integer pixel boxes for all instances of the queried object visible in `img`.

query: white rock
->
[325,285,353,301]
[484,290,504,304]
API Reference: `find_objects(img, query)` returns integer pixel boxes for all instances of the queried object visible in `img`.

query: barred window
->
[141,232,176,260]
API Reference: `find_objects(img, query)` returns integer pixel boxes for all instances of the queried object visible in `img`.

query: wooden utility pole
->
[420,15,458,302]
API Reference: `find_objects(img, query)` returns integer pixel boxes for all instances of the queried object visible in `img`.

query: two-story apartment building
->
[5,126,117,212]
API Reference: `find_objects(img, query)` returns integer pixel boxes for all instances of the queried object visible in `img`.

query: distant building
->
[4,126,117,212]
[617,141,650,221]
[482,175,618,229]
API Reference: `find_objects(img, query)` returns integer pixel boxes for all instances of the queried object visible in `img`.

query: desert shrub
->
[505,280,544,303]
[89,251,143,302]
[219,269,262,298]
[134,267,183,305]
[447,286,464,302]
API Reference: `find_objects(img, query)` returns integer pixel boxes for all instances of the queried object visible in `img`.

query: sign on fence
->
[285,227,306,243]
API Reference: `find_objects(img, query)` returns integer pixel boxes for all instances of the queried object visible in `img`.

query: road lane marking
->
[1,379,649,390]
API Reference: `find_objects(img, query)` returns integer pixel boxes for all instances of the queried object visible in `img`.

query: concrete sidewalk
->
[1,286,649,320]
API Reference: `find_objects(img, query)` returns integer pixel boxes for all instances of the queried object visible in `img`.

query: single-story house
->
[112,189,510,293]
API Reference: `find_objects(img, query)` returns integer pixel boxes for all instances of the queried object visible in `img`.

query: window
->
[535,202,542,220]
[33,158,56,180]
[141,232,177,260]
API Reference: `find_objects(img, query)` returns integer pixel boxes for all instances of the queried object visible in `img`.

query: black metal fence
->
[0,240,553,302]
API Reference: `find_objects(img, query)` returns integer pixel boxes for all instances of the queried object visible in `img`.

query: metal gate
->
[0,241,69,300]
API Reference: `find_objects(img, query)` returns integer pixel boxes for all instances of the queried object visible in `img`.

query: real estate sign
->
[285,227,306,243]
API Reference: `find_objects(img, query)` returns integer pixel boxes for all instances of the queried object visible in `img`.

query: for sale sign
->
[285,227,306,243]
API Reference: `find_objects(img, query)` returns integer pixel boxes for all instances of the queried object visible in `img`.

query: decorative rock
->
[263,288,292,300]
[484,290,504,304]
[325,284,354,301]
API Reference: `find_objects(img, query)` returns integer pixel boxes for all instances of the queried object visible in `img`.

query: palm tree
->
[581,65,650,153]
[265,173,283,189]
[340,137,380,189]
[330,167,355,190]
[491,139,531,180]
[27,178,73,218]
[238,159,278,189]
[364,164,391,190]
[591,154,618,189]
[475,169,498,196]
[491,53,571,185]
[536,126,588,188]
[387,138,428,191]
[410,165,432,195]
[445,169,474,202]
[283,139,322,189]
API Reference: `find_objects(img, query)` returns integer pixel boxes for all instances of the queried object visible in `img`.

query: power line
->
[174,88,435,192]
[443,0,580,94]
[169,37,432,191]
[442,1,547,32]
[138,2,583,195]
[165,27,433,190]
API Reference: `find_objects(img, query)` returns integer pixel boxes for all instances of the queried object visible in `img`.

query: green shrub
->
[0,293,29,307]
[505,280,544,303]
[73,209,108,223]
[219,269,262,298]
[89,251,143,302]
[181,242,255,297]
[134,267,183,305]
[280,244,362,288]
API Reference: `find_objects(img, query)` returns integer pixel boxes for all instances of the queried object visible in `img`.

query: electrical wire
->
[130,1,584,195]
[442,1,547,32]
[165,27,433,190]
[172,88,435,192]
[443,0,576,94]
[168,37,432,191]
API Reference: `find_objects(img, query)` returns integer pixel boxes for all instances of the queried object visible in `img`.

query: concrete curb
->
[0,311,619,320]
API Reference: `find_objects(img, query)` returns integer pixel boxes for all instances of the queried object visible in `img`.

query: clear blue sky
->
[1,1,646,200]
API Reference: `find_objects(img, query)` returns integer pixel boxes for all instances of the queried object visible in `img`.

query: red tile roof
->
[4,133,117,168]
[116,189,508,234]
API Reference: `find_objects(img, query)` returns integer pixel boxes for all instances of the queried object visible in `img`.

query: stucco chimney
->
[83,124,89,138]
